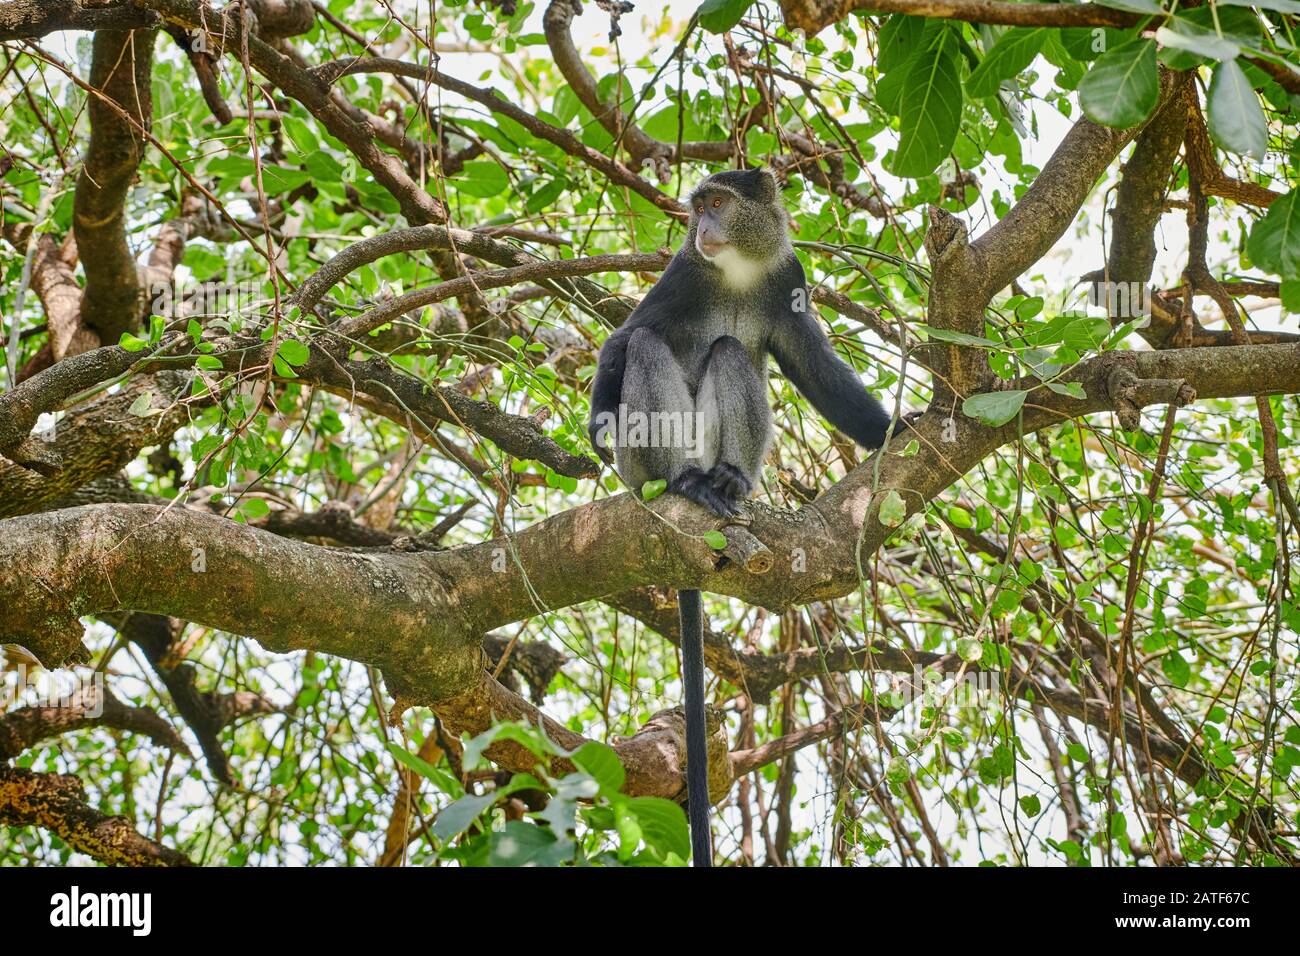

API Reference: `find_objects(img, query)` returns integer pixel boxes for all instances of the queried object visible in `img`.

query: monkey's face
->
[688,170,786,290]
[692,189,737,253]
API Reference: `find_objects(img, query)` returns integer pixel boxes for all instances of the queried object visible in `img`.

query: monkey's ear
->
[755,166,778,201]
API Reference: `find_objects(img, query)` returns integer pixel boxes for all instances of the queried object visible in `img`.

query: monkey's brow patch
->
[689,188,734,205]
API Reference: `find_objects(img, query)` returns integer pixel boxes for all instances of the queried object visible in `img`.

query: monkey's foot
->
[707,462,752,501]
[669,467,741,517]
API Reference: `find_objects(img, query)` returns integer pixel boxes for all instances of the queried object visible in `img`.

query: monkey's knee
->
[626,327,671,363]
[703,335,763,398]
[707,335,748,363]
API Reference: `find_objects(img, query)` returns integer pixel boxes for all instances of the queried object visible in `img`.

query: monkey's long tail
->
[678,588,712,867]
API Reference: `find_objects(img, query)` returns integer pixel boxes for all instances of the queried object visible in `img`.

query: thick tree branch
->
[0,683,187,761]
[74,26,156,344]
[0,371,198,516]
[0,0,160,39]
[1103,89,1186,343]
[780,0,1138,35]
[0,766,192,865]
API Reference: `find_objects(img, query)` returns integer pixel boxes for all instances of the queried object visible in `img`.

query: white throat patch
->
[697,239,764,291]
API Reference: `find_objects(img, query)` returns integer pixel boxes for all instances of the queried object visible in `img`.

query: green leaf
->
[196,354,224,371]
[260,166,312,195]
[1078,39,1158,128]
[119,332,149,352]
[240,497,270,519]
[461,721,562,771]
[702,530,727,550]
[641,478,667,501]
[191,434,221,462]
[623,796,690,862]
[1046,381,1086,400]
[454,160,510,199]
[947,505,973,528]
[891,30,962,178]
[1221,0,1300,10]
[917,324,998,347]
[1018,558,1042,583]
[1156,9,1260,69]
[1061,316,1112,350]
[878,489,907,527]
[487,820,564,866]
[1280,279,1300,313]
[941,726,967,749]
[1207,59,1267,160]
[1019,794,1042,817]
[1248,189,1300,278]
[127,392,154,416]
[967,28,1047,99]
[613,801,642,860]
[878,14,930,74]
[697,0,753,34]
[432,791,499,841]
[962,389,1027,427]
[571,741,625,797]
[272,354,296,378]
[1162,650,1192,688]
[957,638,984,662]
[1155,24,1239,64]
[886,756,910,784]
[546,470,578,494]
[277,338,310,367]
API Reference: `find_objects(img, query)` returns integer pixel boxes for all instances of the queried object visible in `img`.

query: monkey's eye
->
[712,197,722,208]
[695,205,704,214]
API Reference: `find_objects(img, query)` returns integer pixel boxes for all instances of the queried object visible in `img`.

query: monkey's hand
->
[886,410,924,441]
[587,421,617,466]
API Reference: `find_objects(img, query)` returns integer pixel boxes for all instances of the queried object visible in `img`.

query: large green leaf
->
[891,30,962,178]
[1078,38,1158,128]
[962,389,1028,427]
[571,741,625,797]
[431,791,498,841]
[1220,0,1300,12]
[385,741,460,797]
[1207,58,1268,160]
[453,160,510,199]
[623,796,690,861]
[1155,24,1240,63]
[967,28,1047,98]
[878,14,930,74]
[487,820,566,866]
[697,0,753,33]
[1248,189,1300,278]
[1157,8,1262,69]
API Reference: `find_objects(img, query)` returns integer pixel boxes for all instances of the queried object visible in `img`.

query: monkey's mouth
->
[697,238,728,258]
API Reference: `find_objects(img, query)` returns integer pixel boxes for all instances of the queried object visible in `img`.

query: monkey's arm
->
[588,324,632,464]
[767,285,894,450]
